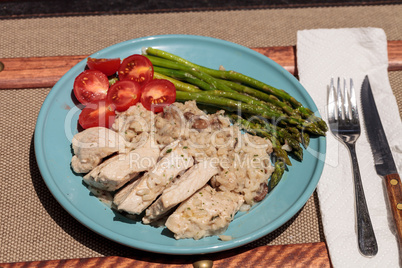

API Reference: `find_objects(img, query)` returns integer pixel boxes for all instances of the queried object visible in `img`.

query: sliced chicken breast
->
[165,185,244,240]
[83,136,160,191]
[115,147,194,215]
[113,178,140,207]
[143,160,220,224]
[71,127,128,173]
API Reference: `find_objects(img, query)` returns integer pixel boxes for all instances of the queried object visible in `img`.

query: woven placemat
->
[1,5,401,263]
[1,5,402,58]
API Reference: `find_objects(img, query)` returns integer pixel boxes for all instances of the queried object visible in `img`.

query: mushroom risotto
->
[71,101,274,240]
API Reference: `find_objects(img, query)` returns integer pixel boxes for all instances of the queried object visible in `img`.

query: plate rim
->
[34,34,326,255]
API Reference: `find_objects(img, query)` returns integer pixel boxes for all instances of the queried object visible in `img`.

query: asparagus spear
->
[145,47,303,108]
[155,66,284,114]
[301,132,310,148]
[229,114,291,165]
[146,55,238,94]
[229,114,289,187]
[145,48,328,132]
[154,66,217,92]
[250,116,304,149]
[232,114,303,161]
[268,160,286,191]
[175,91,325,136]
[153,57,307,124]
[153,72,201,93]
[155,68,310,148]
[154,61,288,115]
[143,47,327,191]
[218,78,294,115]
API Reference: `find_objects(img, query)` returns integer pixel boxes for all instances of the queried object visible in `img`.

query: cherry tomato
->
[107,80,141,112]
[118,54,154,85]
[140,79,176,113]
[78,100,116,129]
[87,57,121,76]
[73,70,109,105]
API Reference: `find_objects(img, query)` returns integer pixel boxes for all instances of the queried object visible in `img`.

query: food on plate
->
[140,79,176,113]
[78,100,116,129]
[165,184,244,240]
[114,145,194,215]
[73,70,109,105]
[87,57,121,76]
[71,101,275,239]
[71,127,128,174]
[143,47,327,168]
[118,54,154,85]
[83,135,160,191]
[70,47,328,240]
[143,159,220,224]
[73,54,174,129]
[106,80,141,112]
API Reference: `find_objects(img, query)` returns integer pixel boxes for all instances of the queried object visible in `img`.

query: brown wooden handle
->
[385,173,402,249]
[0,55,85,89]
[0,40,401,89]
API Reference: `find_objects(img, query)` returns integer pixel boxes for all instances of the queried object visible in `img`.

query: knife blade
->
[360,75,402,248]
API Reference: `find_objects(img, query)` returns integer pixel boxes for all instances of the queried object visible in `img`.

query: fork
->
[328,78,378,257]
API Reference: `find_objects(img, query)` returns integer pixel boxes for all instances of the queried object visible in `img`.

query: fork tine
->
[337,77,343,120]
[349,79,359,121]
[343,78,351,121]
[328,77,336,122]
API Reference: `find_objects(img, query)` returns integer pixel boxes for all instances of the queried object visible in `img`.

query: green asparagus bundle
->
[145,47,327,131]
[143,47,328,190]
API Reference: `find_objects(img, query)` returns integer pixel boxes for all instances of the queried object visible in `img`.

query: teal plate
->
[34,35,326,255]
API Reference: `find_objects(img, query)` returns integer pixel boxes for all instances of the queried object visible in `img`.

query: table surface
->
[0,2,401,266]
[1,0,401,18]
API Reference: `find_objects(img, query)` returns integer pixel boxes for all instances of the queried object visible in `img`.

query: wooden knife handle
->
[385,173,402,249]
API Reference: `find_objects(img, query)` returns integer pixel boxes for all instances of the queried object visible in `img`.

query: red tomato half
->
[87,57,121,76]
[73,70,109,105]
[107,80,141,112]
[78,100,116,129]
[141,79,176,113]
[118,54,154,85]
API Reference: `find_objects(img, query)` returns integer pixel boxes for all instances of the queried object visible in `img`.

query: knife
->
[361,75,402,249]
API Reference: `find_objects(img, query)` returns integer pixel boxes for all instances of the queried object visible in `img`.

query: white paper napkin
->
[297,28,402,267]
